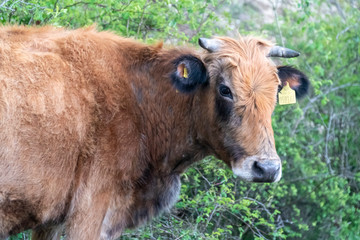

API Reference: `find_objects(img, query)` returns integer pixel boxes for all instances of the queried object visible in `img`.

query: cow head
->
[192,36,308,183]
[170,36,308,183]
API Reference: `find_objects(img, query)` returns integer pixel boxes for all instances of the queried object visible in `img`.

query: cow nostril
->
[252,160,280,182]
[252,161,265,177]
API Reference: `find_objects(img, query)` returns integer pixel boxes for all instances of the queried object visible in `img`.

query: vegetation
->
[1,0,359,239]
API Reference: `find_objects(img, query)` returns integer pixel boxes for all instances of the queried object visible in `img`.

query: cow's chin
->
[231,155,282,183]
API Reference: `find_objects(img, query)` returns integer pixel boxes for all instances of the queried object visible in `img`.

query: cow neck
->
[127,48,210,177]
[136,85,203,176]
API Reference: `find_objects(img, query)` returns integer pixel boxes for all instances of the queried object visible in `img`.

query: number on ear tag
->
[278,82,296,105]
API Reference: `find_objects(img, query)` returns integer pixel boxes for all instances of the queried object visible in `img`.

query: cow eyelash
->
[219,85,233,100]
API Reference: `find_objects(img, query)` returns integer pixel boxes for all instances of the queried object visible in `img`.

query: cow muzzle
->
[231,155,282,183]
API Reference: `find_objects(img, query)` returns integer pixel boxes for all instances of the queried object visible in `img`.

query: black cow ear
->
[277,66,310,99]
[171,55,208,93]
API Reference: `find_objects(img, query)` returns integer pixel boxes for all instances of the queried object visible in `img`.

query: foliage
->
[268,1,360,238]
[0,0,231,43]
[1,0,359,239]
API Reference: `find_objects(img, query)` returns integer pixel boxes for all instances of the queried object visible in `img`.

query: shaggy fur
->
[0,26,308,240]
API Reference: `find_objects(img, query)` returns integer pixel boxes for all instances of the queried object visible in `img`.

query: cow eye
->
[219,85,233,99]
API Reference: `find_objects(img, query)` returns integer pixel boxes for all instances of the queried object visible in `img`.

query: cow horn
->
[198,38,221,52]
[267,46,300,58]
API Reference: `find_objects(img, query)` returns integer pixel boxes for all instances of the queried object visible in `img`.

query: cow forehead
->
[206,36,280,115]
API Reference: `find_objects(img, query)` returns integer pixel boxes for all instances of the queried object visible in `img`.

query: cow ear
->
[171,55,208,93]
[277,66,310,99]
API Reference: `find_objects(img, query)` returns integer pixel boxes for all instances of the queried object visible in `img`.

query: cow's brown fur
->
[0,26,306,239]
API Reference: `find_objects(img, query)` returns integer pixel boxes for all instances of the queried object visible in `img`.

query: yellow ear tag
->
[183,67,188,78]
[278,82,296,105]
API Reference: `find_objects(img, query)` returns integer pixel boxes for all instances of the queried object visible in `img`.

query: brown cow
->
[0,26,309,240]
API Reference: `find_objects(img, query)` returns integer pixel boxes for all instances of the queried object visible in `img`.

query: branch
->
[291,82,360,135]
[329,0,346,21]
[336,25,352,40]
[203,203,220,232]
[226,210,268,240]
[0,0,46,11]
[137,0,150,37]
[242,197,272,216]
[324,111,335,175]
[304,82,360,113]
[112,0,136,13]
[0,0,11,8]
[194,167,212,187]
[286,173,330,183]
[188,0,226,41]
[269,0,285,46]
[63,1,106,9]
[53,0,59,11]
